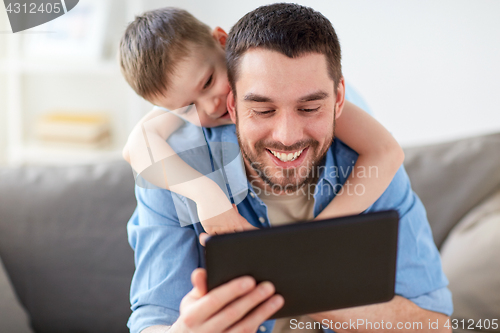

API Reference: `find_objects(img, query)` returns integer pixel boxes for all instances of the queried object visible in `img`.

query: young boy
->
[119,7,404,235]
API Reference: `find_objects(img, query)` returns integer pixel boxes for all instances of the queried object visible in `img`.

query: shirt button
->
[259,325,267,332]
[250,192,255,198]
[258,217,266,224]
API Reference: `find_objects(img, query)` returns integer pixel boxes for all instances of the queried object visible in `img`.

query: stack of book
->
[35,112,111,149]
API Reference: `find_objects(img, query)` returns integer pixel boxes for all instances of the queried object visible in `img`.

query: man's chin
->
[266,181,310,194]
[253,167,316,194]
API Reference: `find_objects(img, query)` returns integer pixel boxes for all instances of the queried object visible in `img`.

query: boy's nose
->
[207,96,222,117]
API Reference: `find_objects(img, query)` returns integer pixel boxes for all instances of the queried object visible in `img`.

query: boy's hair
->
[119,8,215,100]
[226,3,342,95]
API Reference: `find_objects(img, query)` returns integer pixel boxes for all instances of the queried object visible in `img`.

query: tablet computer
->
[205,210,399,319]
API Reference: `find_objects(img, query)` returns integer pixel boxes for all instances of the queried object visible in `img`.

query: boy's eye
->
[181,104,195,114]
[203,74,213,89]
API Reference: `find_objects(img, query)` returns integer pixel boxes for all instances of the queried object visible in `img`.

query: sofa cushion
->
[0,256,34,333]
[440,188,500,331]
[0,161,136,333]
[403,132,500,248]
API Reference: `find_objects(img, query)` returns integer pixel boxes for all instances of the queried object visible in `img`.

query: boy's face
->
[151,30,233,128]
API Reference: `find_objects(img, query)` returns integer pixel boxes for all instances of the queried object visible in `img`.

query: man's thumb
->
[190,268,208,298]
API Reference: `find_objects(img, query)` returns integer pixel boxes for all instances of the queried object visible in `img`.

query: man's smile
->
[268,148,305,162]
[266,147,310,168]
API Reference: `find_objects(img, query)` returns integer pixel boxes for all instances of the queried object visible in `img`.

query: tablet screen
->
[205,210,399,319]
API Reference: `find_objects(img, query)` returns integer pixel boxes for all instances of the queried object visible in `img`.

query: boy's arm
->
[123,108,185,174]
[123,108,171,175]
[316,101,404,219]
[311,165,453,331]
[123,109,232,221]
[124,108,254,233]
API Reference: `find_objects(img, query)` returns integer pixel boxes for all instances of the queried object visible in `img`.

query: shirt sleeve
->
[365,165,453,316]
[126,186,203,333]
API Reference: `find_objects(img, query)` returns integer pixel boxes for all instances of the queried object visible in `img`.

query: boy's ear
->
[212,27,228,48]
[227,90,237,124]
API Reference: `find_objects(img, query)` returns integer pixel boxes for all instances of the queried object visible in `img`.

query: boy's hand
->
[200,204,258,236]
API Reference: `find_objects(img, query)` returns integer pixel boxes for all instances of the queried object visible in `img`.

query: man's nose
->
[272,110,304,147]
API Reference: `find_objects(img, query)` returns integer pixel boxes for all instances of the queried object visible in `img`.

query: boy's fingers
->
[241,221,258,231]
[237,218,258,231]
[199,232,210,247]
[203,226,214,235]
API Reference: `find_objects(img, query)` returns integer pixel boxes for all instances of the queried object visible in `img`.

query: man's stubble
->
[235,104,336,194]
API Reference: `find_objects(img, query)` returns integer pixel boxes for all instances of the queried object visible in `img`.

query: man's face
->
[227,49,345,194]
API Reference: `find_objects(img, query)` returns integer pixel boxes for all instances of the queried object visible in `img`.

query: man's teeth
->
[269,149,305,162]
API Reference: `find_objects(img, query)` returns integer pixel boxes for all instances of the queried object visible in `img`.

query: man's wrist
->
[140,324,172,333]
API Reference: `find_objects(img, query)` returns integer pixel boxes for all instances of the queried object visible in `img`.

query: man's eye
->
[252,109,275,115]
[203,74,213,89]
[299,107,320,112]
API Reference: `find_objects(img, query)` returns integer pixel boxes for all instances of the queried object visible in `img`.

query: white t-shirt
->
[257,188,315,226]
[256,187,323,333]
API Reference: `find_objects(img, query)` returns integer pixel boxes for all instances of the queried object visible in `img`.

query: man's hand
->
[169,268,284,333]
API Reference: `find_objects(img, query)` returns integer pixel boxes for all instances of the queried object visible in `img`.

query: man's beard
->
[235,106,336,194]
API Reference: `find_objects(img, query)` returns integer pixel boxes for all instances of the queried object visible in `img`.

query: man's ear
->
[334,77,346,119]
[212,27,228,48]
[227,89,237,124]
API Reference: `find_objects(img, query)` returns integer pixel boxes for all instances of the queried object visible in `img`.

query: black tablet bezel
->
[205,210,399,319]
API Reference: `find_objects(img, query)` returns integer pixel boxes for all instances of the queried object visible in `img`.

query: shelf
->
[1,0,146,166]
[0,59,120,75]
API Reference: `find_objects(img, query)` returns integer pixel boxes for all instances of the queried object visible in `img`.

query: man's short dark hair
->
[226,3,342,95]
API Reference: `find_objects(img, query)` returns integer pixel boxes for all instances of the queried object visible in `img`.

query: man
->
[127,4,453,333]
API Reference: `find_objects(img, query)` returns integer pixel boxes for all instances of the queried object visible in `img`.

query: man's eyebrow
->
[298,91,329,102]
[243,93,273,103]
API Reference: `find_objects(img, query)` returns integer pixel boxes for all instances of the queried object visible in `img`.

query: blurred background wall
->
[1,0,499,165]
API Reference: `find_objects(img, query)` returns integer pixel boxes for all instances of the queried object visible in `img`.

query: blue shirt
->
[127,122,453,333]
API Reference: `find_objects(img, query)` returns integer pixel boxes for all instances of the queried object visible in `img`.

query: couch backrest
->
[1,132,499,332]
[0,161,136,333]
[403,132,500,248]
